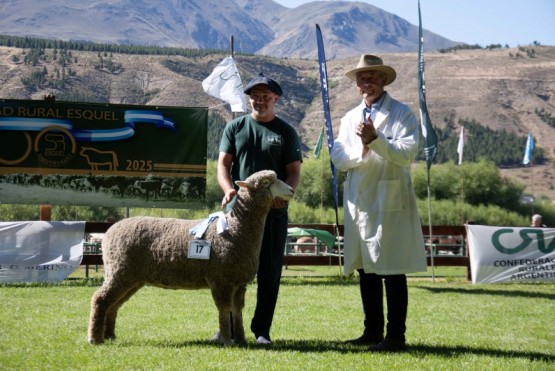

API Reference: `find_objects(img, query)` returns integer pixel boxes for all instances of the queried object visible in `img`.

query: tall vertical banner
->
[315,24,339,225]
[418,0,438,171]
[418,0,439,280]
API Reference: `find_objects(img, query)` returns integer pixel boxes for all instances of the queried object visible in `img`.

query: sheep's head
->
[235,170,294,201]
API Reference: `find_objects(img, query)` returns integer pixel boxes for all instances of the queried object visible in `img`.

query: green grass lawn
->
[1,268,553,370]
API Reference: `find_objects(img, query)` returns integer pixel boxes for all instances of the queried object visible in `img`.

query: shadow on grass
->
[418,285,555,300]
[113,338,555,362]
[408,343,554,362]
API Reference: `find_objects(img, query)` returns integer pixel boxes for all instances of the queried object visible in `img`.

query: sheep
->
[293,236,317,254]
[88,170,294,346]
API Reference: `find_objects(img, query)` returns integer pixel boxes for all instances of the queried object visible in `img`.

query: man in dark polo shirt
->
[217,73,302,345]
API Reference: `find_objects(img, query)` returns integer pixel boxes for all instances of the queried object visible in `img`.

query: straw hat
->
[345,54,396,85]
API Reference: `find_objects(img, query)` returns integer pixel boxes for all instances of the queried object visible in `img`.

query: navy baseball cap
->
[244,73,283,96]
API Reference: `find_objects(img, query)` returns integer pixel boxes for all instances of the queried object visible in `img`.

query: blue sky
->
[273,0,555,47]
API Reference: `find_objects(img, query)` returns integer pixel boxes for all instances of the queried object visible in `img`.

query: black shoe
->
[368,338,407,352]
[345,334,384,345]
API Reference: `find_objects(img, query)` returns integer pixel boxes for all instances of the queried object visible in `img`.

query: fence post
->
[39,205,52,221]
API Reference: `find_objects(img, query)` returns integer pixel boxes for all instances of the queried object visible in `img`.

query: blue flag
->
[316,24,339,224]
[418,0,438,171]
[523,132,534,165]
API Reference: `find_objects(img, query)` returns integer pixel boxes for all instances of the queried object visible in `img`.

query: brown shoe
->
[345,334,384,345]
[368,338,407,352]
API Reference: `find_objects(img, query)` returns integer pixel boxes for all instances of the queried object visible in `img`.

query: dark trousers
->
[250,208,288,340]
[358,270,408,342]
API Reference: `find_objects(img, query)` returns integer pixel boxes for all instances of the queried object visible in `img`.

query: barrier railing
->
[81,222,470,279]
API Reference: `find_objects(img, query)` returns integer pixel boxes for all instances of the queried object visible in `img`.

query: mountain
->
[254,1,458,59]
[0,0,460,59]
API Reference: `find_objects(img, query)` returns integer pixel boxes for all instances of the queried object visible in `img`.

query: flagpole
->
[460,172,465,224]
[530,158,534,214]
[230,35,234,57]
[321,130,326,224]
[523,132,535,213]
[313,126,325,222]
[230,36,238,121]
[457,126,465,224]
[316,24,342,273]
[426,171,434,278]
[418,0,438,282]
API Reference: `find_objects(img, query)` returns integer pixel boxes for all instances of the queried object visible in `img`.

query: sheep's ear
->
[235,180,254,189]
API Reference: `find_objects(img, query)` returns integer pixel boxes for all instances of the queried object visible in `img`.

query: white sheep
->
[88,170,293,345]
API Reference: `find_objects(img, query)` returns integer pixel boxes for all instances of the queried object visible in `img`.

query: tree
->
[412,159,525,211]
[295,151,346,209]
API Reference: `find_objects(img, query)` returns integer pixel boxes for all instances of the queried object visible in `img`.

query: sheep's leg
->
[88,284,112,344]
[104,283,143,340]
[210,286,233,345]
[231,284,247,345]
[88,280,139,344]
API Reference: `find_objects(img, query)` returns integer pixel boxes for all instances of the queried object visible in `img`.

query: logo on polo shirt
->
[266,136,282,146]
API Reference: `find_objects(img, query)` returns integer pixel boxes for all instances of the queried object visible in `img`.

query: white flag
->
[457,126,464,165]
[202,56,247,113]
[522,131,534,165]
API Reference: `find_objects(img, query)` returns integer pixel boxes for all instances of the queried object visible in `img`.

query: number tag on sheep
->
[188,240,211,259]
[88,170,294,346]
[187,211,229,260]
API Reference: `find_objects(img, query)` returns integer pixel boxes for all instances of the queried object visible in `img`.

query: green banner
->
[0,99,208,209]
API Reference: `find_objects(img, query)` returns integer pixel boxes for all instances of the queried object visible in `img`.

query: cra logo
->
[492,229,555,254]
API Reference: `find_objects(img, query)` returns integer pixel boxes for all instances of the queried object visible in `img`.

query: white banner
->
[0,221,85,283]
[467,224,555,284]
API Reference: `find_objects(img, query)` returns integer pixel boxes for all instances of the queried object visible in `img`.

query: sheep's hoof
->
[218,336,233,346]
[88,337,104,345]
[208,331,235,346]
[209,331,221,343]
[234,338,248,347]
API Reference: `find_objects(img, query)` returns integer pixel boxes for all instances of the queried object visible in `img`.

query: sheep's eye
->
[259,179,272,188]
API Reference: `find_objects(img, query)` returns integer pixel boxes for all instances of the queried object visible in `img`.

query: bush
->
[417,199,528,226]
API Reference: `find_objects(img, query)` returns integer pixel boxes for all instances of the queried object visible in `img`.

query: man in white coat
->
[331,54,427,352]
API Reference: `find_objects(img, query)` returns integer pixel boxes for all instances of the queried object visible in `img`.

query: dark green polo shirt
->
[219,114,302,185]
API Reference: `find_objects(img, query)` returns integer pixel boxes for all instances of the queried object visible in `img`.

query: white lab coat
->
[331,93,427,275]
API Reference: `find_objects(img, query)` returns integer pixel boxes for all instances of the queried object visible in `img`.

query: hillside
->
[0,44,554,201]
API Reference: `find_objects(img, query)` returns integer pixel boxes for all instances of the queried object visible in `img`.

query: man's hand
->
[356,118,378,145]
[270,197,288,209]
[221,188,237,208]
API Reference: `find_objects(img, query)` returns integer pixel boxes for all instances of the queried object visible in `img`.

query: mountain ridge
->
[0,0,460,59]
